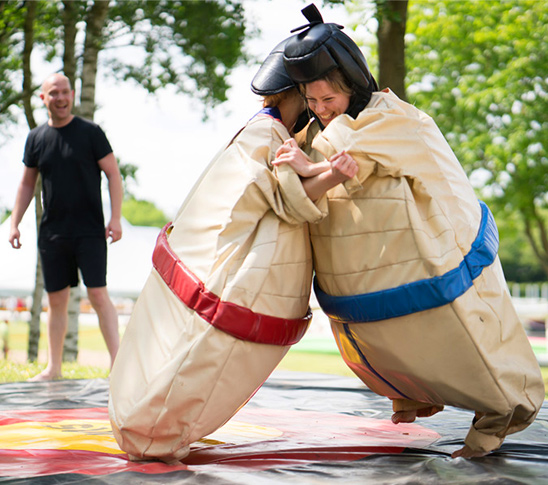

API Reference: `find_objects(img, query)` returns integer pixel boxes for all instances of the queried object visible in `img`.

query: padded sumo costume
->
[284,5,544,453]
[108,39,326,463]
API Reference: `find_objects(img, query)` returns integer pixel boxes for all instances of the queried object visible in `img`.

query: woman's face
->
[304,79,351,127]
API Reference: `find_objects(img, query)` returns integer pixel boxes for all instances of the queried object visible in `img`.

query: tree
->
[375,0,407,99]
[1,1,247,122]
[1,0,249,361]
[22,0,45,361]
[496,210,547,282]
[122,197,169,228]
[406,0,548,277]
[103,0,248,110]
[329,0,408,99]
[0,1,26,127]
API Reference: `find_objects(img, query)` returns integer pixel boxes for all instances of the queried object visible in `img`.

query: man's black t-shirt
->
[23,116,113,238]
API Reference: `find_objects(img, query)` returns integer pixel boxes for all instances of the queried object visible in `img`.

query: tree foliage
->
[0,1,22,127]
[406,0,548,276]
[122,197,169,228]
[105,0,247,107]
[0,0,248,132]
[0,0,248,360]
[496,209,547,282]
[0,1,57,127]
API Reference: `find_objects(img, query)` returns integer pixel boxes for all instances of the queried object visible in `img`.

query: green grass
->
[278,350,356,377]
[2,320,548,399]
[3,321,109,353]
[0,360,109,383]
[0,320,111,383]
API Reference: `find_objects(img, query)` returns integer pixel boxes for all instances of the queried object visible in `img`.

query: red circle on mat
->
[0,406,440,478]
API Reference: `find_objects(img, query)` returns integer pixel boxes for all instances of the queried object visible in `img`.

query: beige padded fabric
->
[307,90,545,453]
[109,114,325,463]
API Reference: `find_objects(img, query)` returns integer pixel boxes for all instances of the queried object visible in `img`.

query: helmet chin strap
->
[346,93,372,119]
[293,108,313,134]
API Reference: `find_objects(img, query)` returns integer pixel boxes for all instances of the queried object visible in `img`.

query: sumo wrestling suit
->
[285,6,545,454]
[109,40,326,462]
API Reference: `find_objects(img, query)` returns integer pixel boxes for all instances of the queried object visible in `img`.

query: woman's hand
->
[301,151,359,201]
[329,151,359,182]
[273,139,330,177]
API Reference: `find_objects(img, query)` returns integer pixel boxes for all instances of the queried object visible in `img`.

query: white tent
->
[0,200,160,299]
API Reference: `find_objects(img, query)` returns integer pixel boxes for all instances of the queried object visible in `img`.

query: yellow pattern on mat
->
[0,418,283,453]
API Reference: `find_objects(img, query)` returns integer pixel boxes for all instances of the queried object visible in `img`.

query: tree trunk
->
[522,207,548,278]
[80,0,109,120]
[376,0,408,100]
[61,0,81,361]
[22,1,36,130]
[28,184,43,362]
[22,0,43,362]
[65,1,110,360]
[62,0,78,95]
[63,287,80,362]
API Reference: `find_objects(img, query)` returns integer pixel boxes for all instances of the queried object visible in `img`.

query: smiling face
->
[40,74,74,127]
[304,79,351,127]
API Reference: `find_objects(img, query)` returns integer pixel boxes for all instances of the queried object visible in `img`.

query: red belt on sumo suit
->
[152,223,312,346]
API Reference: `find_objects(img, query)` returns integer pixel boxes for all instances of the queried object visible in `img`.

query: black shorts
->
[38,236,107,293]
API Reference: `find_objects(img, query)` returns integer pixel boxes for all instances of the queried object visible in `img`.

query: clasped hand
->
[273,138,358,180]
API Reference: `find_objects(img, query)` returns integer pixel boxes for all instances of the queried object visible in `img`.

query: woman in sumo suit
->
[275,4,545,459]
[108,34,357,463]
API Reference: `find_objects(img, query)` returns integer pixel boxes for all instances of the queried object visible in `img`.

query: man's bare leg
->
[28,286,70,381]
[87,286,119,368]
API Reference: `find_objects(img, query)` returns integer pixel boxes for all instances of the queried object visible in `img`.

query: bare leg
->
[392,410,418,424]
[28,287,70,381]
[452,411,491,458]
[87,286,119,368]
[391,399,444,424]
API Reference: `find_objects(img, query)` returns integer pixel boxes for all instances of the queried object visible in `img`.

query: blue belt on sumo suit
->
[153,223,313,346]
[315,200,498,323]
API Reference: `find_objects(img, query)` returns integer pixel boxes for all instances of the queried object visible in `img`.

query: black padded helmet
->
[283,4,378,119]
[251,37,296,95]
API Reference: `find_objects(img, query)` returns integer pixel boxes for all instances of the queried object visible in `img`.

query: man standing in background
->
[8,73,123,381]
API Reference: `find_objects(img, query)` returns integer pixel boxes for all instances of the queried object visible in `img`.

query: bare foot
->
[391,400,444,425]
[28,370,62,382]
[451,445,489,459]
[391,410,417,424]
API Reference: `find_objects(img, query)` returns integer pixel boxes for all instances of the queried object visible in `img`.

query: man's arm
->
[9,167,39,249]
[98,152,123,243]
